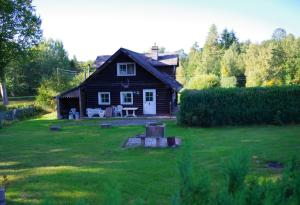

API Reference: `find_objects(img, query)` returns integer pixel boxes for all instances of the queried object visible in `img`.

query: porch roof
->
[56,86,80,98]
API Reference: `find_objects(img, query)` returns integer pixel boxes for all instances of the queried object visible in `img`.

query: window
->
[120,91,133,105]
[117,63,136,76]
[145,91,154,102]
[98,92,111,105]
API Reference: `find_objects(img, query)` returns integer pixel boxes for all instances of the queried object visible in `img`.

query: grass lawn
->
[0,113,300,204]
[0,96,35,106]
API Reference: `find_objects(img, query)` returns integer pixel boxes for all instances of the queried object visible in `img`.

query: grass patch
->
[0,96,35,106]
[0,113,300,204]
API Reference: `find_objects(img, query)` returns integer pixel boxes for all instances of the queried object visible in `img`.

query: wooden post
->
[56,97,62,119]
[79,88,84,118]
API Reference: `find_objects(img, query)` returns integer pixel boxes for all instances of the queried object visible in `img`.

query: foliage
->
[6,39,74,96]
[175,144,211,205]
[0,175,8,188]
[222,151,250,194]
[220,76,236,88]
[178,86,300,126]
[220,29,239,50]
[35,75,73,111]
[186,74,220,90]
[180,26,300,89]
[0,0,42,104]
[200,24,222,76]
[175,151,300,205]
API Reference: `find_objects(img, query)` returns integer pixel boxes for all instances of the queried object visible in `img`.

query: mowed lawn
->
[0,113,300,204]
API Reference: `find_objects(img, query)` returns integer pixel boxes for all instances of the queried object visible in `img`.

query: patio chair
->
[104,107,113,117]
[114,105,123,117]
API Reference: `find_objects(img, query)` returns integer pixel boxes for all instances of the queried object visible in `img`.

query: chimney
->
[151,43,159,61]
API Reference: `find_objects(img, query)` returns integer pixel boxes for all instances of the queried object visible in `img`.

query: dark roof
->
[94,55,111,67]
[120,48,182,91]
[95,51,178,68]
[56,86,80,98]
[58,48,182,98]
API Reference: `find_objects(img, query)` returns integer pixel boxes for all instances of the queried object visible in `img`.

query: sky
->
[33,0,300,61]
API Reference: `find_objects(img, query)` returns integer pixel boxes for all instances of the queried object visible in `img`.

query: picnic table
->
[123,107,138,117]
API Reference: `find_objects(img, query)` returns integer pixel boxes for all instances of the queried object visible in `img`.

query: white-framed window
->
[120,91,133,105]
[98,92,111,105]
[117,62,136,76]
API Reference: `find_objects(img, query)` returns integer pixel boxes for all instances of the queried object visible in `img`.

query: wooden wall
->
[82,53,173,115]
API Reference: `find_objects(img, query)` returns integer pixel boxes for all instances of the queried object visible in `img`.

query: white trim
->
[98,92,111,105]
[120,91,133,105]
[117,62,136,76]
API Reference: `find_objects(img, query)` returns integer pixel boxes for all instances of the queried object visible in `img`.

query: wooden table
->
[123,107,138,117]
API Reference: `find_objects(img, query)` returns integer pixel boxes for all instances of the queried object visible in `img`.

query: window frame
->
[117,62,136,76]
[120,91,134,105]
[98,92,111,105]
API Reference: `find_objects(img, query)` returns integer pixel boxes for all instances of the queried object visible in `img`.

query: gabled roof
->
[95,51,178,67]
[86,48,182,91]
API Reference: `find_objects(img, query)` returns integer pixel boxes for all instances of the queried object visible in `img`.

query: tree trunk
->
[0,78,9,105]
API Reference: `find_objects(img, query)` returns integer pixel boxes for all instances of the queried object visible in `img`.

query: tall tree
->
[220,42,244,87]
[0,0,42,104]
[6,39,72,96]
[200,24,221,76]
[220,29,239,50]
[272,28,287,41]
[186,42,202,81]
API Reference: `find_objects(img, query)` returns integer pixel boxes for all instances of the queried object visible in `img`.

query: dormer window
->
[117,63,136,76]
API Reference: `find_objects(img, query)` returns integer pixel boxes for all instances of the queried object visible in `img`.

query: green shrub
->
[186,74,220,90]
[222,151,250,195]
[175,144,212,205]
[0,105,7,111]
[178,86,300,126]
[221,76,237,88]
[174,152,300,205]
[35,76,73,111]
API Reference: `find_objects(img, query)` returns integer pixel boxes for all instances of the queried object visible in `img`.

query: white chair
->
[114,105,123,117]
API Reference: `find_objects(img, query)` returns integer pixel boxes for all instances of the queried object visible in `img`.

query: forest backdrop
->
[176,25,300,89]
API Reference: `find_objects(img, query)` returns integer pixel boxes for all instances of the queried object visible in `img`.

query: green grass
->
[0,113,300,204]
[0,96,35,106]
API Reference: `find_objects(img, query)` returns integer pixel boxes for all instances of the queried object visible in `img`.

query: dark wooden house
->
[56,46,182,118]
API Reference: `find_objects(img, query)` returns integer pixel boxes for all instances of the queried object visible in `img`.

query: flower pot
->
[167,137,176,147]
[0,188,5,205]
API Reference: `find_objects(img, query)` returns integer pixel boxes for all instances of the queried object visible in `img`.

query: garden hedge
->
[178,86,300,126]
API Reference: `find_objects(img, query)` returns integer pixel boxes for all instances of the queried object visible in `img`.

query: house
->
[56,45,182,118]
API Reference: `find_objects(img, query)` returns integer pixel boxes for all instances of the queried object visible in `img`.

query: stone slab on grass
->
[49,125,61,131]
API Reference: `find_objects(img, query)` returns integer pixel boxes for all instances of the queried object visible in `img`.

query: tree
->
[272,28,287,41]
[186,42,202,81]
[5,39,72,96]
[0,0,42,104]
[220,29,239,50]
[200,24,221,76]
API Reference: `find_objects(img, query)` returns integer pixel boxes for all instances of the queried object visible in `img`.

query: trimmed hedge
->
[178,86,300,126]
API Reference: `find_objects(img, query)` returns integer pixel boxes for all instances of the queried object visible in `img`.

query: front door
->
[143,89,156,115]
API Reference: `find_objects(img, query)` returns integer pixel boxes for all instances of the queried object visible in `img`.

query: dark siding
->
[84,53,172,115]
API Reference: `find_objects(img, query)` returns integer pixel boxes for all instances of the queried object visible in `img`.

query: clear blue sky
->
[33,0,300,61]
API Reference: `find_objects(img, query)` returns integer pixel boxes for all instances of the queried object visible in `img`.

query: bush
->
[178,86,300,126]
[174,152,300,205]
[35,76,73,111]
[186,74,220,90]
[0,105,7,111]
[222,151,250,195]
[221,76,237,88]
